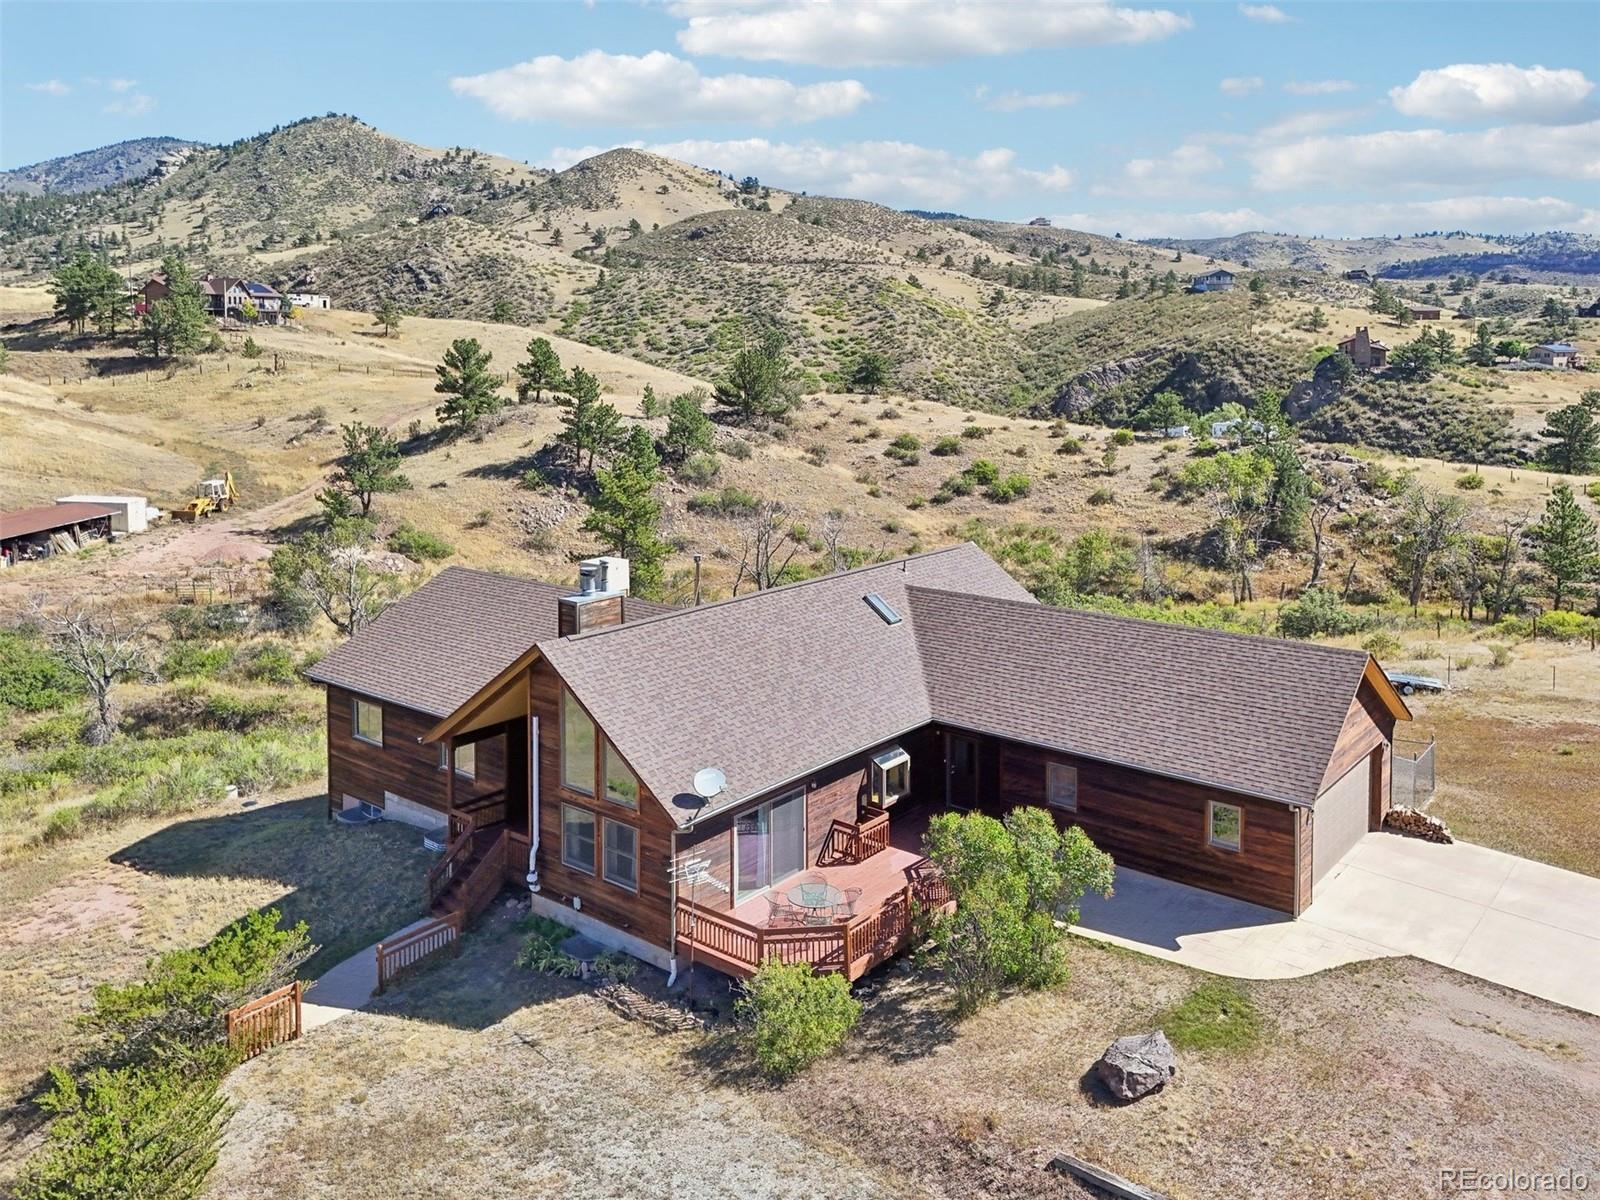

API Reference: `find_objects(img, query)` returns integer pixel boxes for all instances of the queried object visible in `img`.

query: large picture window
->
[352,698,383,745]
[561,688,596,795]
[603,819,638,890]
[734,789,806,902]
[562,804,596,874]
[603,739,639,809]
[1209,801,1242,852]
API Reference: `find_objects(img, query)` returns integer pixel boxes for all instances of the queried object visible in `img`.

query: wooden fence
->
[225,981,303,1059]
[376,913,464,994]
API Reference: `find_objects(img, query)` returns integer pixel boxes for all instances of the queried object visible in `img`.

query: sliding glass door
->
[734,789,806,902]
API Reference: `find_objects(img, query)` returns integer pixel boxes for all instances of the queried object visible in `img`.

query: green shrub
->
[519,467,547,490]
[884,432,920,465]
[1056,436,1084,455]
[961,425,991,440]
[1488,643,1513,669]
[678,452,721,485]
[234,641,298,685]
[688,486,760,516]
[16,712,83,750]
[1155,980,1262,1052]
[591,951,638,985]
[165,604,250,640]
[1454,472,1484,490]
[964,459,1000,485]
[387,523,454,562]
[0,629,82,712]
[1111,428,1135,446]
[39,805,83,845]
[199,692,293,733]
[1587,481,1600,504]
[725,438,753,461]
[986,474,1032,503]
[930,435,962,456]
[17,1065,229,1200]
[218,734,321,796]
[1362,630,1402,658]
[736,960,861,1079]
[515,915,581,977]
[160,642,231,681]
[1277,588,1368,639]
[1087,487,1115,505]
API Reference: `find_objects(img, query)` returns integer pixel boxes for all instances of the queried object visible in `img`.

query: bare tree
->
[733,499,805,594]
[1483,513,1534,622]
[29,598,150,745]
[1305,473,1351,590]
[269,532,398,636]
[819,509,848,574]
[1396,486,1472,614]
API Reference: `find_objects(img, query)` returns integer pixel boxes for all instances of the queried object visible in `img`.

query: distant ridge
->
[0,136,201,195]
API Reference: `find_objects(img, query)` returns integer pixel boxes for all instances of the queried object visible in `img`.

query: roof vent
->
[864,593,901,625]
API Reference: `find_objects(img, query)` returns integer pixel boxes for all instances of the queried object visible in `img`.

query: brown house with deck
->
[308,545,1409,982]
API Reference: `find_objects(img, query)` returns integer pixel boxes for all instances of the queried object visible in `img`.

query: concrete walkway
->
[301,916,436,1032]
[1074,832,1600,1017]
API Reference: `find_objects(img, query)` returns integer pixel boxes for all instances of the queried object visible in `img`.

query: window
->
[352,698,383,745]
[561,804,596,874]
[603,819,638,890]
[603,739,639,808]
[870,747,910,808]
[561,688,596,795]
[1046,762,1078,811]
[1209,801,1242,851]
[438,741,476,778]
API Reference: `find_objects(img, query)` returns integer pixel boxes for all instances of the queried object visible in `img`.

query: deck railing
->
[676,864,952,981]
[827,808,892,864]
[447,790,508,840]
[425,829,474,911]
[457,828,509,922]
[376,913,464,994]
[225,981,303,1058]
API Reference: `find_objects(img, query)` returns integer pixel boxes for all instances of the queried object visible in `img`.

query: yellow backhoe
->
[170,472,238,522]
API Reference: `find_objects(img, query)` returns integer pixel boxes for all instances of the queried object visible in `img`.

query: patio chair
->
[835,887,864,920]
[765,895,803,928]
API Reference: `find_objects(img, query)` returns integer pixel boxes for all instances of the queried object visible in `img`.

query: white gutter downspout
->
[525,714,541,892]
[666,828,679,987]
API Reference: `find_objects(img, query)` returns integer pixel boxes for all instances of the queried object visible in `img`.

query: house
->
[1190,269,1236,293]
[1209,416,1266,441]
[307,546,1409,982]
[1,501,118,566]
[1525,343,1582,369]
[1579,299,1600,319]
[1338,327,1389,370]
[137,275,284,324]
[1343,269,1372,284]
[287,292,331,310]
[1407,304,1442,321]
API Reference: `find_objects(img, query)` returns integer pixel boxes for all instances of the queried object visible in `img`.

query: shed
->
[1,501,118,565]
[55,494,156,534]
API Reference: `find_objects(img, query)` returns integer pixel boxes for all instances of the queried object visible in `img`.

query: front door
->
[947,734,979,810]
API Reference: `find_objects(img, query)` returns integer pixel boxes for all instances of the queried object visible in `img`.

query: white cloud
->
[979,88,1081,112]
[1284,79,1356,95]
[450,50,869,127]
[103,92,155,117]
[1051,194,1599,240]
[1390,63,1595,123]
[106,77,139,93]
[1250,120,1600,190]
[1095,142,1224,197]
[1219,76,1264,97]
[671,0,1190,67]
[541,137,1073,208]
[1252,106,1368,141]
[25,79,71,96]
[1237,3,1290,23]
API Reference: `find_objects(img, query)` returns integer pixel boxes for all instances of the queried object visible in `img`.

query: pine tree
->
[433,338,501,435]
[1539,404,1600,474]
[372,299,403,338]
[515,336,564,403]
[140,255,210,358]
[1465,321,1496,366]
[581,426,667,597]
[557,366,623,475]
[332,422,411,515]
[1531,481,1598,612]
[660,389,716,465]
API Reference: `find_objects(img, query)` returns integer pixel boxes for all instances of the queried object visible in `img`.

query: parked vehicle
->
[1385,671,1445,696]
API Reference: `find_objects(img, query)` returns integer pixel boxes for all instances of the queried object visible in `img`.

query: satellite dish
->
[692,767,726,800]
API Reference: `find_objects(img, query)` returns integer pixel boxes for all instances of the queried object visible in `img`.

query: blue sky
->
[5,1,1597,238]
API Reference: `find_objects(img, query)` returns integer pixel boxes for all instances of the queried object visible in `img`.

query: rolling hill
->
[1147,230,1600,281]
[0,136,200,195]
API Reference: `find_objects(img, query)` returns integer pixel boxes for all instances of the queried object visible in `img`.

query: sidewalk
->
[301,916,436,1032]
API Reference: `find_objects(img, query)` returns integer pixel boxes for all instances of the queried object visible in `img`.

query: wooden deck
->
[674,804,951,982]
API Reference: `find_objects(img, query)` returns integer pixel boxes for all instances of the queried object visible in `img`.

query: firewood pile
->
[1383,807,1453,844]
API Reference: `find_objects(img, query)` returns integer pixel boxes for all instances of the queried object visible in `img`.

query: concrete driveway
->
[1073,832,1600,1017]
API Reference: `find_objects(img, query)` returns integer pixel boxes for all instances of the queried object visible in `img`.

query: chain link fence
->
[1392,737,1437,809]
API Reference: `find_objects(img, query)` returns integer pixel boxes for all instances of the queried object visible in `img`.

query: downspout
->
[667,828,679,986]
[525,713,541,891]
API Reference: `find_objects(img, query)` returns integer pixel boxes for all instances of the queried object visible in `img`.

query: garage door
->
[1311,758,1371,888]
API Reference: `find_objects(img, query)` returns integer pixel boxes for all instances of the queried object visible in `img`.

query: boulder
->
[1095,1031,1177,1101]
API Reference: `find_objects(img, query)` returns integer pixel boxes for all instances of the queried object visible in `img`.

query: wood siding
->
[325,685,506,816]
[983,733,1301,912]
[527,659,676,950]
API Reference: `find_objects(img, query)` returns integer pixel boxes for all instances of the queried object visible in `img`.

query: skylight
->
[864,593,901,625]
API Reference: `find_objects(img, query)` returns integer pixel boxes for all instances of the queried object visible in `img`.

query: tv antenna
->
[675,767,727,985]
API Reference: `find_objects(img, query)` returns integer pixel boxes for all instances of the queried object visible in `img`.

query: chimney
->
[559,556,632,635]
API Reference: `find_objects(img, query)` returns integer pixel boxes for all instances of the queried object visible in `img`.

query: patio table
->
[787,880,844,923]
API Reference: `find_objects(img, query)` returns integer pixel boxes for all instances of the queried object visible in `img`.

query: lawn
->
[209,912,1600,1200]
[0,788,429,1179]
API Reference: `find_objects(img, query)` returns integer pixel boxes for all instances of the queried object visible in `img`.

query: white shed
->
[55,494,156,534]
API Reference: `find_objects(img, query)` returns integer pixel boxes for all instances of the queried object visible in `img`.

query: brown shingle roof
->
[1,502,119,541]
[538,544,1035,825]
[907,587,1370,807]
[305,566,669,718]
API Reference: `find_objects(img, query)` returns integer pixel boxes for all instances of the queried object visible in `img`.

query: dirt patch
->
[7,873,140,945]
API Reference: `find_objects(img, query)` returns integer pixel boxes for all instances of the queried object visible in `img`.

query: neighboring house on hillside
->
[1190,269,1235,293]
[1525,343,1582,369]
[288,292,331,310]
[1343,269,1372,284]
[307,545,1410,982]
[1338,327,1389,370]
[1407,304,1443,321]
[1578,299,1600,319]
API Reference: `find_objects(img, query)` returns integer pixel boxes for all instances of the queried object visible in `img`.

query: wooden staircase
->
[425,823,510,923]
